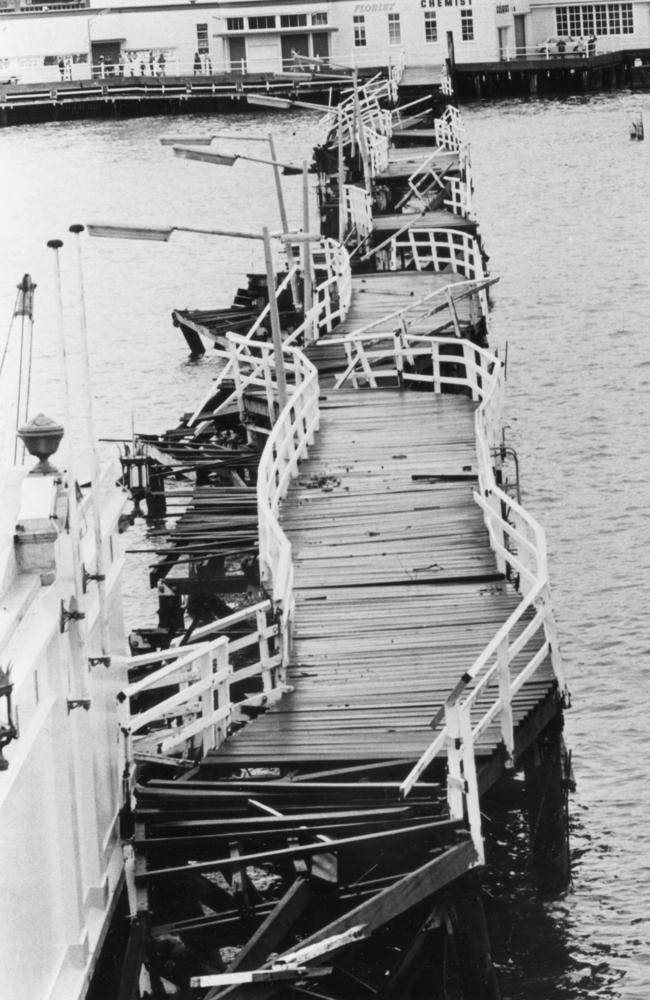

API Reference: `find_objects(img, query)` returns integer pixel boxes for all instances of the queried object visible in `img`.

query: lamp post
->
[85,222,309,414]
[163,140,304,309]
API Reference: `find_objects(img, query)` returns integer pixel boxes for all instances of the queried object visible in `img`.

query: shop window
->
[461,10,474,41]
[196,23,209,54]
[248,16,276,30]
[280,14,307,28]
[607,4,621,33]
[620,3,633,33]
[582,5,595,34]
[424,11,438,43]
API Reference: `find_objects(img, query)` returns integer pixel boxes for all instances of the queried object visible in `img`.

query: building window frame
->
[353,14,367,47]
[280,14,308,29]
[424,10,438,44]
[196,22,209,54]
[388,12,401,46]
[247,15,276,31]
[460,10,474,42]
[557,3,634,37]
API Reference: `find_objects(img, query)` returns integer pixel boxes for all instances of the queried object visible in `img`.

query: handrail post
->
[229,335,245,422]
[262,226,288,413]
[302,162,315,343]
[199,647,217,754]
[459,709,485,864]
[268,133,301,311]
[445,702,464,821]
[497,634,514,765]
[338,114,346,245]
[257,606,273,694]
[214,638,232,748]
[117,695,133,808]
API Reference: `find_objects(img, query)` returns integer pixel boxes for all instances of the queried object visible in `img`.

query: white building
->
[0,0,502,83]
[1,2,648,90]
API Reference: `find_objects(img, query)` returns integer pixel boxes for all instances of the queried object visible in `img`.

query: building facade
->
[1,0,649,83]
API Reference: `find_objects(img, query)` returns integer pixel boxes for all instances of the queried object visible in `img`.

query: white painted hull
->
[0,462,128,1000]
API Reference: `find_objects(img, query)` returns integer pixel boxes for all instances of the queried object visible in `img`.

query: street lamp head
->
[86,222,173,241]
[160,136,214,146]
[173,145,238,166]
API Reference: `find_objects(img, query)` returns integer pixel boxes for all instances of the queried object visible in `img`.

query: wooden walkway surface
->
[372,209,477,234]
[212,389,555,768]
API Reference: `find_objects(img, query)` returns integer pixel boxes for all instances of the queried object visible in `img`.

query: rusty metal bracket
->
[0,664,18,771]
[82,563,106,594]
[89,656,111,669]
[60,600,86,633]
[67,698,91,713]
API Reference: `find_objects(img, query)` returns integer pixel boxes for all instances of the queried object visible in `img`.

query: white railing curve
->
[257,343,320,647]
[115,600,283,796]
[395,340,567,862]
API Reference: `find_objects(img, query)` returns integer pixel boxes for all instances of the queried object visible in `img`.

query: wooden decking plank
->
[216,383,555,775]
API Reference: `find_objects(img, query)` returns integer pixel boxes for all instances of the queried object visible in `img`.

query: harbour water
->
[1,94,649,998]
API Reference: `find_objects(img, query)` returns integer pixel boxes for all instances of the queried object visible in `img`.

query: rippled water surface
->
[1,94,649,998]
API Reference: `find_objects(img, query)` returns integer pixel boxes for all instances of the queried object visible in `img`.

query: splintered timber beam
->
[203,878,313,1000]
[216,841,478,1000]
[197,927,367,990]
[135,819,462,885]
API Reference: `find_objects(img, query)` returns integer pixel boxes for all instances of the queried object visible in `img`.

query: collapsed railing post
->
[458,709,485,864]
[497,634,515,765]
[445,702,464,821]
[199,646,218,753]
[262,226,288,411]
[214,639,232,747]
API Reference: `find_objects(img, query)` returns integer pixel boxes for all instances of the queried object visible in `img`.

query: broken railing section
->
[184,237,351,437]
[115,600,283,791]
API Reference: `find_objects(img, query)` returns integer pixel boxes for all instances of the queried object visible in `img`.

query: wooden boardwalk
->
[210,389,556,770]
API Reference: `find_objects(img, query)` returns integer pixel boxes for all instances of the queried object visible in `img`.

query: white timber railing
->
[186,260,300,433]
[391,343,567,862]
[444,153,475,219]
[388,229,488,314]
[343,184,373,242]
[389,48,406,95]
[288,238,352,344]
[435,105,467,152]
[364,127,391,178]
[392,94,432,131]
[257,345,320,638]
[308,326,566,860]
[187,239,350,433]
[116,601,282,786]
[440,63,454,96]
[330,276,497,390]
[394,146,457,211]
